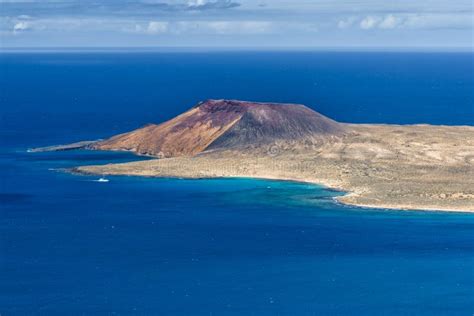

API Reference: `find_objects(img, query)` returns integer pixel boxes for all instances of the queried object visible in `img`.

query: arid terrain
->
[40,99,474,212]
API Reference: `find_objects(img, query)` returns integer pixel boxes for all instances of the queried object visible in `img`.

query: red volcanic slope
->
[92,99,347,157]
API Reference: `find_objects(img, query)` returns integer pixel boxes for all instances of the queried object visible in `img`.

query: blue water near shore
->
[1,52,474,315]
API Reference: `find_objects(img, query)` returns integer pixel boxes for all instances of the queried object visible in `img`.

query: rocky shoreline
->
[28,140,99,153]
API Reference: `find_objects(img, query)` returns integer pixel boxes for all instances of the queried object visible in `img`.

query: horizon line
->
[1,46,473,53]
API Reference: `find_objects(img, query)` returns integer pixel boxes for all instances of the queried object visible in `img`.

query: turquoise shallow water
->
[1,52,473,315]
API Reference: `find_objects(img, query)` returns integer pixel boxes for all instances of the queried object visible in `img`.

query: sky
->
[0,0,473,49]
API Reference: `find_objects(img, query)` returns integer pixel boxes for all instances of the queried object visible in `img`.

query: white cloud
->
[379,15,399,29]
[17,14,31,20]
[186,0,240,10]
[129,21,169,34]
[188,0,206,6]
[360,16,378,30]
[169,20,273,34]
[146,21,168,34]
[337,17,356,29]
[206,21,272,34]
[127,20,273,35]
[339,13,472,31]
[13,21,30,31]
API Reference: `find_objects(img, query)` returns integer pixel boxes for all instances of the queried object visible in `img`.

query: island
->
[35,99,474,212]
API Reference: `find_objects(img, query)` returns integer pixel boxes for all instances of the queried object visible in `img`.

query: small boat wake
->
[92,177,109,183]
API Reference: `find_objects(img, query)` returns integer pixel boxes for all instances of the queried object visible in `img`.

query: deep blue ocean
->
[1,51,473,315]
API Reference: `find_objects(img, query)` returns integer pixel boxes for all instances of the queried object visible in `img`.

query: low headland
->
[34,99,474,212]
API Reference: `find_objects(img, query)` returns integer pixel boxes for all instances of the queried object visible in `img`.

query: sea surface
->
[0,51,473,315]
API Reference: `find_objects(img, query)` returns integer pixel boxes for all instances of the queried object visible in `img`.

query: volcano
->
[91,99,347,157]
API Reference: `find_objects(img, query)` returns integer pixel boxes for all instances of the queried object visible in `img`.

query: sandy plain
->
[75,124,474,212]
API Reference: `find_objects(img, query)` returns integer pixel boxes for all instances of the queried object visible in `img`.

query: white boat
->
[95,177,109,183]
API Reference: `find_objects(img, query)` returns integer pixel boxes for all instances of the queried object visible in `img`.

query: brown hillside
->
[92,99,347,157]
